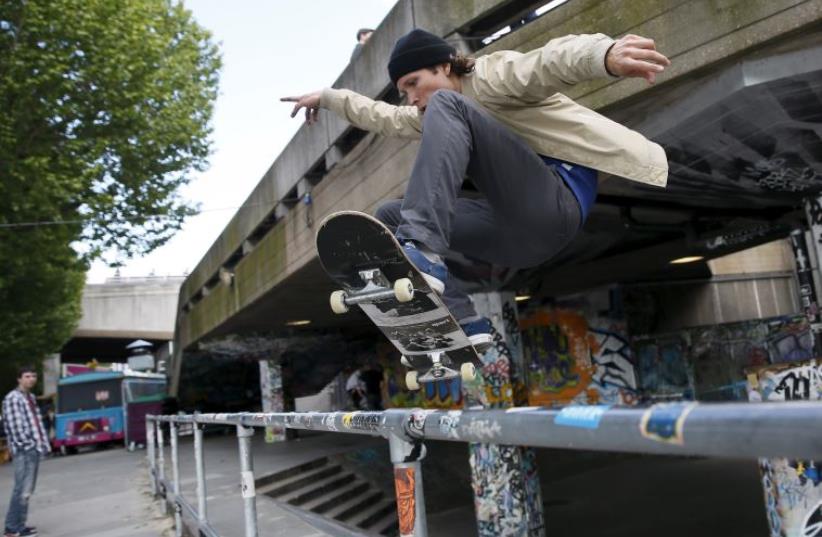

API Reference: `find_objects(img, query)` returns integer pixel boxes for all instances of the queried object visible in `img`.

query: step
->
[259,464,342,498]
[282,472,358,506]
[348,497,398,530]
[326,489,385,521]
[255,457,328,489]
[373,510,399,536]
[302,479,372,514]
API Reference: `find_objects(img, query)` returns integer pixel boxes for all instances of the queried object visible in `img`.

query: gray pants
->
[375,89,581,320]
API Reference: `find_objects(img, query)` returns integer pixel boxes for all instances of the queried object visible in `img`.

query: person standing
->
[351,28,374,61]
[345,366,366,409]
[3,366,50,537]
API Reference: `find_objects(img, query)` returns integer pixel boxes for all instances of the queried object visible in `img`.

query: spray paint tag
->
[554,405,610,429]
[240,471,255,498]
[394,467,416,536]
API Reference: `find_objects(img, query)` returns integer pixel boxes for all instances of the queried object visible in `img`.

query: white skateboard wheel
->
[405,371,420,391]
[330,290,349,314]
[460,362,477,382]
[401,355,411,367]
[394,278,414,302]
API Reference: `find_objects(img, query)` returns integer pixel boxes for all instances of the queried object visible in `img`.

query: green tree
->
[0,0,221,370]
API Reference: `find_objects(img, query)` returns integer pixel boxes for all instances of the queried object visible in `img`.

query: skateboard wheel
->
[460,362,477,382]
[405,371,420,391]
[394,278,414,303]
[330,290,349,314]
[401,355,411,367]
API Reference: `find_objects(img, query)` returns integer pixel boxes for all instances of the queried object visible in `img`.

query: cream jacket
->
[320,33,668,187]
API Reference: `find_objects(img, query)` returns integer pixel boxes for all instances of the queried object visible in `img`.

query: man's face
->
[397,64,453,113]
[18,372,37,391]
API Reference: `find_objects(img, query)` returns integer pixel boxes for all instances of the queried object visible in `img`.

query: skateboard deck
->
[316,211,483,388]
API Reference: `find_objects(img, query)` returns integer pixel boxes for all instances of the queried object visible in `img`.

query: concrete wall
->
[75,276,183,340]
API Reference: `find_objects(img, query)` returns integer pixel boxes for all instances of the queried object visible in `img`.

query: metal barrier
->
[147,401,822,537]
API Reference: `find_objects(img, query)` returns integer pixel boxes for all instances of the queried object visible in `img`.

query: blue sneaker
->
[402,242,447,294]
[461,317,493,353]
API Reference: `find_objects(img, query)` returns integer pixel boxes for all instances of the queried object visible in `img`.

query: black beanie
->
[388,29,456,85]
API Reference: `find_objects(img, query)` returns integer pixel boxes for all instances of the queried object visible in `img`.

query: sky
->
[86,0,396,282]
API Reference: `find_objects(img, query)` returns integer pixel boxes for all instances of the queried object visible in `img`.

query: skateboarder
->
[283,29,670,348]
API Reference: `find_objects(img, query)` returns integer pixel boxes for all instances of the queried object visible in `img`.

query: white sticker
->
[240,471,255,498]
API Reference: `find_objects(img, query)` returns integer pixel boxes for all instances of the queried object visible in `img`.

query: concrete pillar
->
[464,291,545,537]
[746,359,822,536]
[259,360,286,443]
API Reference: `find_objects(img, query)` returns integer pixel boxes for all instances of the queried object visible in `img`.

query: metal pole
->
[193,421,208,523]
[170,421,183,537]
[236,425,258,537]
[388,433,428,537]
[156,419,167,514]
[146,417,157,496]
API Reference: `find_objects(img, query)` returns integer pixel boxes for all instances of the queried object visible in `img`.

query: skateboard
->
[316,211,483,390]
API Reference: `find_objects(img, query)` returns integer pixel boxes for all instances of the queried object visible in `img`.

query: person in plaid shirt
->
[3,366,49,537]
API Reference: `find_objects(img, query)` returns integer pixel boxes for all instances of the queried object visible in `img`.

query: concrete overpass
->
[171,0,822,385]
[61,276,183,363]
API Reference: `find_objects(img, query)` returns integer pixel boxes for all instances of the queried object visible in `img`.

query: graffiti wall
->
[634,334,695,400]
[378,342,462,409]
[747,360,822,537]
[691,315,812,401]
[520,309,639,407]
[634,315,813,402]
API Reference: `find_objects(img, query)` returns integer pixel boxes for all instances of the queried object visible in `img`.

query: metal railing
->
[147,401,822,537]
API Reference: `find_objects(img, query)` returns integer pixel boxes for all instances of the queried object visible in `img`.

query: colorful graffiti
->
[469,443,534,537]
[694,315,813,401]
[521,310,638,406]
[378,342,461,409]
[634,335,695,400]
[521,309,591,406]
[588,320,639,405]
[467,292,545,537]
[635,315,813,402]
[748,359,822,537]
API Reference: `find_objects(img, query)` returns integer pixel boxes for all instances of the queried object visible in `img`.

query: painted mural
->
[520,309,639,407]
[691,315,812,401]
[634,334,695,400]
[378,341,462,409]
[632,314,813,402]
[747,360,822,537]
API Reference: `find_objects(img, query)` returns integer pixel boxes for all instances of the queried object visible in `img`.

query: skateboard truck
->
[330,269,414,314]
[405,352,478,390]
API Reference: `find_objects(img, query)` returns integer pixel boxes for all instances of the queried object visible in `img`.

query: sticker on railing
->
[342,412,383,431]
[639,402,698,445]
[554,405,610,429]
[240,471,255,498]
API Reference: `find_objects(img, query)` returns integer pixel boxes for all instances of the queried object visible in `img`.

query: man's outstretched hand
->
[281,91,322,124]
[605,34,671,84]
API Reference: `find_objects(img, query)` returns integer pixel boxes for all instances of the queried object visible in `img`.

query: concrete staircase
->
[257,457,398,536]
